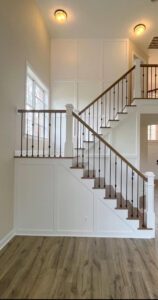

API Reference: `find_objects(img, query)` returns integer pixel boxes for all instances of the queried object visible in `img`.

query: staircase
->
[71,63,158,235]
[79,64,158,137]
[15,63,157,238]
[72,112,149,232]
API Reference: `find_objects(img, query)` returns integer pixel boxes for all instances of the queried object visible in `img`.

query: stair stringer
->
[65,163,154,238]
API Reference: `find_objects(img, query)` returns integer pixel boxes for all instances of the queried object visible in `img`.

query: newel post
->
[64,104,74,157]
[134,58,141,98]
[145,172,155,233]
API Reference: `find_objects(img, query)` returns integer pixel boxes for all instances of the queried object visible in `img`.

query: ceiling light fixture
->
[54,9,67,23]
[134,24,146,36]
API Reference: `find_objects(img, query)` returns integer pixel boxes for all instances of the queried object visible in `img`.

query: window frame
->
[25,64,49,139]
[148,124,158,142]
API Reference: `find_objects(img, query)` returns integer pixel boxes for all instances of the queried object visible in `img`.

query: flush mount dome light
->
[54,9,67,23]
[134,24,146,36]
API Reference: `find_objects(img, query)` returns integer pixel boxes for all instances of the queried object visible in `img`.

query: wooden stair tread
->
[93,177,106,189]
[100,126,111,128]
[82,177,95,179]
[82,170,96,179]
[117,112,128,115]
[83,140,94,143]
[71,158,149,232]
[138,227,153,230]
[105,187,148,228]
[104,185,116,199]
[71,166,85,169]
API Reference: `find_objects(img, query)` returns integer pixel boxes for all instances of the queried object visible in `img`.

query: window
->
[148,125,158,141]
[26,66,49,138]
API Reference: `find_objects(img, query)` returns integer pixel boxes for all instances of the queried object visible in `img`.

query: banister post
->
[134,59,141,98]
[145,172,155,233]
[64,104,74,157]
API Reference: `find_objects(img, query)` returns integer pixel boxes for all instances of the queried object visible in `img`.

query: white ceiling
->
[36,0,158,53]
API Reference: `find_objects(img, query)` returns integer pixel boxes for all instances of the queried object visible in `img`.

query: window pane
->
[35,85,44,100]
[26,68,49,138]
[35,98,44,110]
[26,104,33,110]
[26,77,33,106]
[44,93,49,108]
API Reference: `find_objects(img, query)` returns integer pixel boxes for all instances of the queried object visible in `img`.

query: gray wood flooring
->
[0,183,158,299]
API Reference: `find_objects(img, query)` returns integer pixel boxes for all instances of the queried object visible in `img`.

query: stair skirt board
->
[97,99,158,147]
[68,166,154,238]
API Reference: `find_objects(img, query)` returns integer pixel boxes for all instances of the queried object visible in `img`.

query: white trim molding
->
[0,230,15,251]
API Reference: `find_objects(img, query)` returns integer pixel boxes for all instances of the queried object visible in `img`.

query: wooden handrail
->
[141,64,158,67]
[18,109,66,113]
[147,88,158,93]
[79,66,135,115]
[73,112,147,181]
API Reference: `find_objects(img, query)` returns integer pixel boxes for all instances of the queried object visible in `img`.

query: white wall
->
[128,39,148,66]
[0,0,50,240]
[111,112,138,165]
[51,39,129,111]
[148,50,158,64]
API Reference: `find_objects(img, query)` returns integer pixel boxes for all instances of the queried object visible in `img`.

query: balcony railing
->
[16,109,67,158]
[141,64,158,99]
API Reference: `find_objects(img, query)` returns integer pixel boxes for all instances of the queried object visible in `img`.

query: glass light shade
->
[134,24,146,36]
[54,9,67,23]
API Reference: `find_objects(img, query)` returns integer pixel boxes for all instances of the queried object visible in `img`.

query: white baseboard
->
[0,230,15,251]
[16,228,155,239]
[0,229,155,248]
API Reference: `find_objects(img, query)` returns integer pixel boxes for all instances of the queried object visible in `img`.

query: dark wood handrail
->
[79,66,135,115]
[18,109,66,113]
[147,88,158,93]
[73,112,147,181]
[141,64,158,67]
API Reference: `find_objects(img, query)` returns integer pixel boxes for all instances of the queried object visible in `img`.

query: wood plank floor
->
[2,236,158,300]
[0,184,158,299]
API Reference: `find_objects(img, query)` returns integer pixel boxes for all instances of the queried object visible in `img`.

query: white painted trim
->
[0,230,15,251]
[0,228,154,250]
[26,62,49,93]
[132,49,146,65]
[15,229,155,239]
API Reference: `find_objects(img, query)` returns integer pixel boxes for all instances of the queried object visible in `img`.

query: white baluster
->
[145,172,155,233]
[64,104,74,157]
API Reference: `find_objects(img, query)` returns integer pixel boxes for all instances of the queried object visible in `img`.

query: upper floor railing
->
[78,63,158,134]
[79,66,135,133]
[141,64,158,99]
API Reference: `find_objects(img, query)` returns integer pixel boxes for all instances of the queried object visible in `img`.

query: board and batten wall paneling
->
[103,40,129,88]
[14,159,94,235]
[14,159,147,238]
[51,39,129,111]
[15,163,54,232]
[55,165,93,232]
